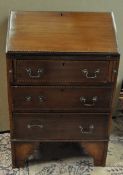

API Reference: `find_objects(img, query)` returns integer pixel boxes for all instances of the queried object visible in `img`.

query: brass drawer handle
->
[25,96,45,102]
[26,68,44,78]
[27,124,44,129]
[81,68,100,79]
[25,96,32,102]
[80,96,98,107]
[79,124,94,134]
[39,96,46,102]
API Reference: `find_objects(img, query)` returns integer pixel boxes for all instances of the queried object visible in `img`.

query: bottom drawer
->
[13,113,109,140]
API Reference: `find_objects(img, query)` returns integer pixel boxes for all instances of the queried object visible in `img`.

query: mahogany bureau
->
[6,11,120,167]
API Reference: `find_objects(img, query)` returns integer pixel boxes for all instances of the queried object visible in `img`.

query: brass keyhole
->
[62,62,65,66]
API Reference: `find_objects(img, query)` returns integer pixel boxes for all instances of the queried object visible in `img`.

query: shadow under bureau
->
[6,11,120,167]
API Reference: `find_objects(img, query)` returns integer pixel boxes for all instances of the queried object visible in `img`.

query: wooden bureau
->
[6,11,120,167]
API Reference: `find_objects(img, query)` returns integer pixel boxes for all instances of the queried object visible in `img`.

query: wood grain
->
[12,86,112,112]
[13,113,109,140]
[6,11,118,53]
[81,141,108,166]
[14,59,110,84]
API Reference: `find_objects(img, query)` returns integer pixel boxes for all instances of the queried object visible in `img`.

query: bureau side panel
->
[6,57,16,166]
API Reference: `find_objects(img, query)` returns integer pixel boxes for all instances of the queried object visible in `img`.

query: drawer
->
[14,60,110,84]
[13,113,109,140]
[12,86,112,112]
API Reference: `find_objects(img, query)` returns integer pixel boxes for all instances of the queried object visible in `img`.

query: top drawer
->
[13,60,110,85]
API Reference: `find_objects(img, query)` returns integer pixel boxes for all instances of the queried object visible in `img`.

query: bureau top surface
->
[6,11,118,54]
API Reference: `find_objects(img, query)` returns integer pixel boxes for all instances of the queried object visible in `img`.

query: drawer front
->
[12,86,112,112]
[14,60,110,84]
[13,113,109,140]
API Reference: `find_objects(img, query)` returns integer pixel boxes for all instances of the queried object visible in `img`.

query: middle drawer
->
[12,86,112,112]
